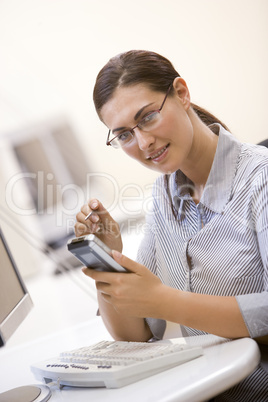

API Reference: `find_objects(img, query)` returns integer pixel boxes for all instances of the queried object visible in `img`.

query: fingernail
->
[91,214,99,223]
[112,250,122,259]
[90,200,98,209]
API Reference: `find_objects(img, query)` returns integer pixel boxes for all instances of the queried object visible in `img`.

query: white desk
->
[0,317,260,402]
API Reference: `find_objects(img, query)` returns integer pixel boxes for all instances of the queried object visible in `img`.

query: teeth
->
[150,145,168,159]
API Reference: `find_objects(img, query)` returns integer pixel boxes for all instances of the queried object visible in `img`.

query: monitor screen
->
[0,227,33,347]
[13,121,89,213]
[9,120,92,245]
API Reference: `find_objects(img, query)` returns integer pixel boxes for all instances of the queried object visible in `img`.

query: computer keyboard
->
[31,339,203,388]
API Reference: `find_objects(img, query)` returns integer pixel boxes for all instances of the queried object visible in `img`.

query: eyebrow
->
[134,102,154,121]
[112,102,154,134]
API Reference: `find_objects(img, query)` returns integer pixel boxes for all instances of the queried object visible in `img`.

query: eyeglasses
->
[106,84,172,149]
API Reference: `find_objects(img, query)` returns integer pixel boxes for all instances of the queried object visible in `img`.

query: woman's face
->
[100,79,195,175]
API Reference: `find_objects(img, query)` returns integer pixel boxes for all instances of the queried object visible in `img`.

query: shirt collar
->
[170,124,242,215]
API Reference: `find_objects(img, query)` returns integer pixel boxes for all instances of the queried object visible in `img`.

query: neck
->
[181,109,219,195]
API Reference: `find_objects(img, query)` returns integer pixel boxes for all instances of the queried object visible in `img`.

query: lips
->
[146,144,170,161]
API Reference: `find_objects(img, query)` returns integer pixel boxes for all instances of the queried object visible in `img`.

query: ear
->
[172,77,191,110]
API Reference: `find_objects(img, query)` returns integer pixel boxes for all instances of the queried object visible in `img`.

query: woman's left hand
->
[82,251,165,318]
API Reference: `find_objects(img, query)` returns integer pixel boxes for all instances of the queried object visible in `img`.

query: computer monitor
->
[0,226,33,347]
[9,118,91,246]
[0,226,51,401]
[0,118,96,272]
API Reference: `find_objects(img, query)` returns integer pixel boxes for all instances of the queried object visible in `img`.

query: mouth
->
[146,144,170,161]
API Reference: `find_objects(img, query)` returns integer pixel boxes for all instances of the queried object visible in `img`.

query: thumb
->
[112,250,144,274]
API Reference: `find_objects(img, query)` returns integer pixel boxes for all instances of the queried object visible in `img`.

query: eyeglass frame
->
[106,83,173,148]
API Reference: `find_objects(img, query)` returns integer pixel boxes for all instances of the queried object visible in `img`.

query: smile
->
[146,144,170,161]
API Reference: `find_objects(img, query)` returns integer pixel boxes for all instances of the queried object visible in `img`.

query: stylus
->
[85,211,93,221]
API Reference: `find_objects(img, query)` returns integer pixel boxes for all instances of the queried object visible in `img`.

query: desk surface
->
[0,317,260,402]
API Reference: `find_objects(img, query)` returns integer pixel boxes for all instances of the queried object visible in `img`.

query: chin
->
[140,162,177,175]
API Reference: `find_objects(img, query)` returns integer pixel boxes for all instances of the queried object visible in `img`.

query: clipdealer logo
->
[5,171,155,229]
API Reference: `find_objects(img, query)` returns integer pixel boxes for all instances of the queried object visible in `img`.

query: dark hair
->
[93,49,229,130]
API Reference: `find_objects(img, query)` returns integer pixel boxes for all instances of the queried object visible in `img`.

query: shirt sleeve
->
[236,291,268,338]
[136,208,157,275]
[236,163,268,338]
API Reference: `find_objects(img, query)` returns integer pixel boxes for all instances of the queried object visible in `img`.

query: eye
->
[139,111,159,128]
[117,131,132,143]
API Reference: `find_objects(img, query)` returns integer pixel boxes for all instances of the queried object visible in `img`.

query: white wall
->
[0,0,267,191]
[0,0,266,343]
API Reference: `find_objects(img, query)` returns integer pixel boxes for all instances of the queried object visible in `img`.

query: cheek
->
[154,108,185,140]
[122,146,141,161]
[168,111,194,147]
[122,147,154,171]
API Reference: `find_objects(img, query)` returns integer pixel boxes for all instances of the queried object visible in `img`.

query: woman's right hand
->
[74,199,123,252]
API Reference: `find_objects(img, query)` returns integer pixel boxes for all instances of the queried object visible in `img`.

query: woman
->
[75,50,268,401]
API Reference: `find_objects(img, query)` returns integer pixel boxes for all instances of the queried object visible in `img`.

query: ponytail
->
[191,103,229,131]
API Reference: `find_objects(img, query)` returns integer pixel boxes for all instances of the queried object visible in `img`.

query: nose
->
[134,128,155,151]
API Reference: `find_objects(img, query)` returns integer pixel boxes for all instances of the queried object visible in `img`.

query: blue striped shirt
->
[137,124,268,400]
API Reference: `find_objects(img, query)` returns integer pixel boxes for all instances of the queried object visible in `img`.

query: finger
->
[89,200,119,231]
[80,199,99,220]
[74,218,98,236]
[81,268,113,301]
[80,205,100,224]
[111,250,144,274]
[74,222,88,237]
[95,281,111,294]
[81,267,113,282]
[82,266,96,277]
[76,204,100,234]
[79,199,118,236]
